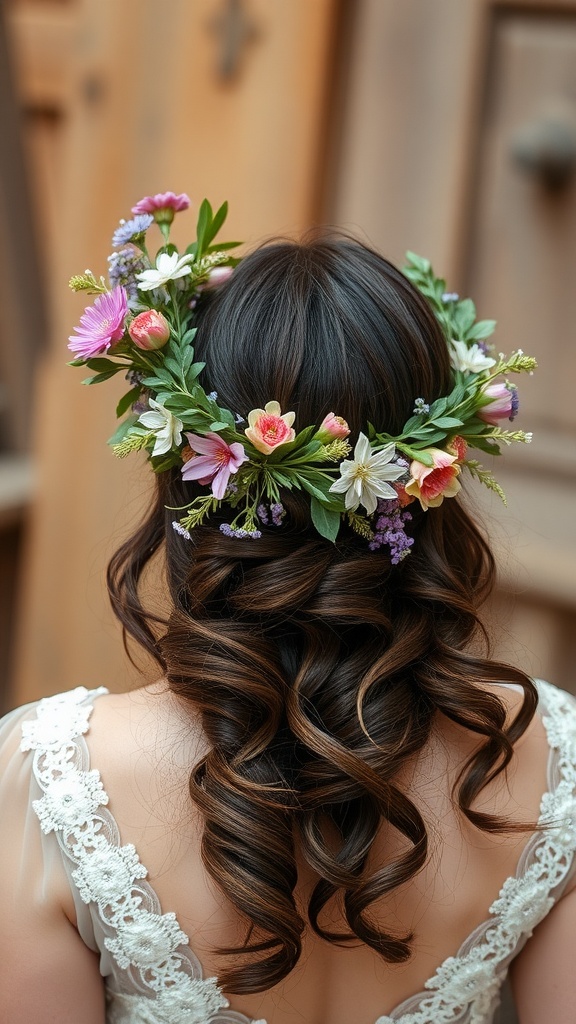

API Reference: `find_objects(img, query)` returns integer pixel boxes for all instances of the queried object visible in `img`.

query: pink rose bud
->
[129,310,170,350]
[315,412,351,443]
[205,266,234,288]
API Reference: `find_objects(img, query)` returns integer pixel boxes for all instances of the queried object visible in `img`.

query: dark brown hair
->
[108,237,537,993]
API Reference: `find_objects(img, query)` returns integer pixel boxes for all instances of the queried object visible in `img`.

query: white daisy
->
[136,251,194,291]
[329,433,404,515]
[450,339,496,375]
[138,398,183,457]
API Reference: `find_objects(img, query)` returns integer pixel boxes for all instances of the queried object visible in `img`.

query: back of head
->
[108,235,536,994]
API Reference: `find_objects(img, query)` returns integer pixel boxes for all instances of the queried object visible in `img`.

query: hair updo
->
[108,236,537,993]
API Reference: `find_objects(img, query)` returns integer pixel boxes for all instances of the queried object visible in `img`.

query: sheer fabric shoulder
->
[11,680,576,1024]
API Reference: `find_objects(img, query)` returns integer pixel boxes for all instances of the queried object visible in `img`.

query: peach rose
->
[245,401,295,454]
[404,448,461,510]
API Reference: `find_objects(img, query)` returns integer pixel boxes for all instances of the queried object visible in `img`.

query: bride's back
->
[80,677,551,1024]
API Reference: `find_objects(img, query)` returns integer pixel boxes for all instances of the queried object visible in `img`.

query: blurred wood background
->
[1,0,575,724]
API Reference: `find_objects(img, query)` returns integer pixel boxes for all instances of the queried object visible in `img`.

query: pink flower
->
[315,412,350,443]
[204,266,234,288]
[68,287,128,358]
[245,401,295,455]
[404,448,461,510]
[129,310,170,350]
[181,432,248,499]
[131,192,190,224]
[477,383,518,426]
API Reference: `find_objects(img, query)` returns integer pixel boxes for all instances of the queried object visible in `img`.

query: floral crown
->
[68,192,535,562]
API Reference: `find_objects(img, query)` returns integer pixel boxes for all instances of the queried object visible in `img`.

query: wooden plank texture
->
[12,0,338,703]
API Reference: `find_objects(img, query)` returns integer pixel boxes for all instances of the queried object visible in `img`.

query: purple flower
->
[108,248,147,306]
[219,524,262,539]
[369,498,414,564]
[172,521,191,540]
[271,503,285,526]
[257,504,269,524]
[111,214,154,247]
[68,287,129,358]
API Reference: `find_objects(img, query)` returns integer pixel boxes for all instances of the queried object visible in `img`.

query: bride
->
[0,193,574,1024]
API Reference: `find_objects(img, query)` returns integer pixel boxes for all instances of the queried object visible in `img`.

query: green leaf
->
[107,414,138,446]
[396,444,434,465]
[196,199,212,256]
[311,497,341,543]
[453,299,476,335]
[209,421,229,431]
[430,416,464,429]
[82,369,121,385]
[428,396,448,418]
[163,356,183,377]
[404,251,431,273]
[207,241,242,253]
[142,368,174,387]
[85,357,124,372]
[298,474,334,502]
[205,200,228,247]
[466,319,496,341]
[116,387,141,418]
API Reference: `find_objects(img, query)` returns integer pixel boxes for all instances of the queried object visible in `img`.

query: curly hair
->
[107,237,537,993]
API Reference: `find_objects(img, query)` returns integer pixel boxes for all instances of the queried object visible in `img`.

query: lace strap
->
[21,687,235,1024]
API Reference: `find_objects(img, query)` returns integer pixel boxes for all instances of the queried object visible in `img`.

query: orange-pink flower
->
[245,401,295,455]
[129,309,170,350]
[316,412,351,443]
[405,448,461,510]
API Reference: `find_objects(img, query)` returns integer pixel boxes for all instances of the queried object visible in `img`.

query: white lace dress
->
[1,679,576,1024]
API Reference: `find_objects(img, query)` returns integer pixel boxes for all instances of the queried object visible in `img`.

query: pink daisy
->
[181,432,248,500]
[131,192,190,217]
[68,287,128,358]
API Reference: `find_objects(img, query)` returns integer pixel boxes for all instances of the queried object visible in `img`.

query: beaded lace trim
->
[21,681,576,1024]
[21,687,264,1024]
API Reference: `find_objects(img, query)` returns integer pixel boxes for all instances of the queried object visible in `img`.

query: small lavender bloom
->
[370,500,413,563]
[226,481,239,495]
[108,248,147,306]
[234,413,245,425]
[172,521,191,540]
[219,524,234,537]
[271,502,285,526]
[413,398,430,415]
[509,384,520,421]
[112,214,154,247]
[219,524,262,539]
[476,340,491,355]
[395,457,409,470]
[257,504,269,525]
[442,292,459,303]
[207,391,218,402]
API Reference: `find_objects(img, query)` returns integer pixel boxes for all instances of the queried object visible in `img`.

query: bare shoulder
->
[86,681,209,823]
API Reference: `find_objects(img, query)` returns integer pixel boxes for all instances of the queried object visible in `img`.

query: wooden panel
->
[466,12,576,434]
[12,0,339,704]
[331,0,488,278]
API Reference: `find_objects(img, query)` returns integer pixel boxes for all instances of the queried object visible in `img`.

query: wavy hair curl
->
[108,238,537,993]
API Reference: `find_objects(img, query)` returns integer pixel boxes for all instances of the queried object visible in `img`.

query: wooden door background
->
[2,0,575,715]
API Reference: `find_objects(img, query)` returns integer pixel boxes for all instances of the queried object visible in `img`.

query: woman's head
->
[108,234,536,994]
[193,236,452,440]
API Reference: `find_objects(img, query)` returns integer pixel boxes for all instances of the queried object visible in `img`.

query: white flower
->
[104,909,188,970]
[33,769,108,833]
[138,398,183,456]
[329,433,404,515]
[72,842,147,906]
[136,251,194,291]
[450,339,496,375]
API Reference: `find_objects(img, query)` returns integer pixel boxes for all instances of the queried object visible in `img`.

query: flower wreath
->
[68,192,535,562]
